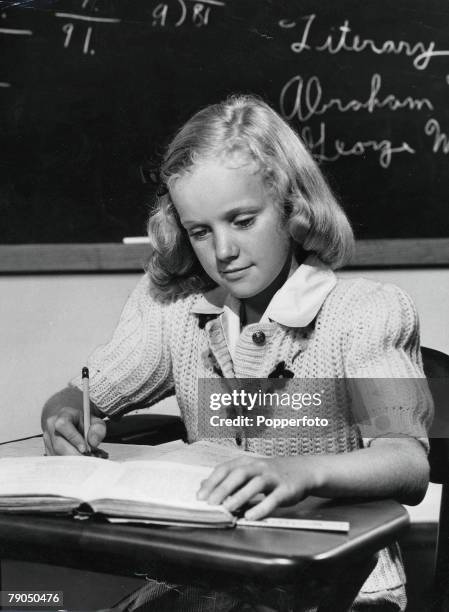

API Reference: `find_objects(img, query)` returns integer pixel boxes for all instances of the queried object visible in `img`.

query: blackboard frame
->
[0,239,448,272]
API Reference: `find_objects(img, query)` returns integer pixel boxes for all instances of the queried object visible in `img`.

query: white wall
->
[1,268,447,519]
[340,268,449,354]
[0,274,140,442]
[2,268,448,439]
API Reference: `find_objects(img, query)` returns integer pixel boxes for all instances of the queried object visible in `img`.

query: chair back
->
[421,346,449,612]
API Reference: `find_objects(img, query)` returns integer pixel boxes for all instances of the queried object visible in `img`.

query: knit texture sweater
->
[71,274,432,607]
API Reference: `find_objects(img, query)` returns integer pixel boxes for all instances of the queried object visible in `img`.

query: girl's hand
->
[197,439,430,516]
[43,406,106,456]
[197,455,315,520]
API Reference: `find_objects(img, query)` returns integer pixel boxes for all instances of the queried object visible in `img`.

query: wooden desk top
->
[0,497,408,584]
[0,437,409,584]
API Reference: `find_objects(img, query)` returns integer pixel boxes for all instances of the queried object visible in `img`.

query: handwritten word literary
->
[280,14,449,71]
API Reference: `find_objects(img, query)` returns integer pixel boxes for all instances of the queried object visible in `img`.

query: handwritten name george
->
[299,121,415,168]
[281,14,449,71]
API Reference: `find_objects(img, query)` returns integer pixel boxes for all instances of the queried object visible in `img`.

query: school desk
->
[0,438,409,612]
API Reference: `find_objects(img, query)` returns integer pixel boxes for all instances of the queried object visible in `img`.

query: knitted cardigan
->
[71,274,432,607]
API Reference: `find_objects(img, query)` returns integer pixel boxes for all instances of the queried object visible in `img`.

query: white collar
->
[191,254,337,328]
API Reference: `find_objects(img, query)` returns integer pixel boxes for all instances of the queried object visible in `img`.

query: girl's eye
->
[189,228,209,240]
[234,216,255,228]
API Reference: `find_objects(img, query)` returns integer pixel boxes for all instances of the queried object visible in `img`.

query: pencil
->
[82,367,90,452]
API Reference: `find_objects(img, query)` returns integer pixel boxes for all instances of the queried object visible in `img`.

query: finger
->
[206,466,259,505]
[87,418,107,449]
[52,432,84,455]
[44,415,77,455]
[244,488,287,521]
[198,456,267,501]
[42,431,55,456]
[223,475,272,512]
[198,456,267,500]
[197,462,234,500]
[53,412,86,454]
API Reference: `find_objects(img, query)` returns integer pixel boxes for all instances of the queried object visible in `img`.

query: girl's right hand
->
[43,406,106,456]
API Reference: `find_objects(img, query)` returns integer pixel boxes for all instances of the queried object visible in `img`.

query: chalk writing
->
[62,22,74,48]
[191,0,225,6]
[278,19,295,29]
[80,0,101,9]
[61,21,96,54]
[0,0,448,244]
[83,25,93,54]
[152,0,224,27]
[0,16,32,91]
[281,14,449,71]
[56,11,120,54]
[55,12,121,24]
[425,119,449,154]
[0,26,32,34]
[191,2,211,26]
[249,28,273,40]
[300,122,415,168]
[280,73,433,122]
[152,3,168,26]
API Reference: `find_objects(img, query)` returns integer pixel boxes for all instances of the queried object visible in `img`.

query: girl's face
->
[170,158,291,300]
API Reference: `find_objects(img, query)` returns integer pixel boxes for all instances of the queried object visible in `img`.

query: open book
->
[0,454,235,527]
[0,442,350,532]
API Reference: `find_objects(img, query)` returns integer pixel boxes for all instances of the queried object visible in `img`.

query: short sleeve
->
[70,275,174,416]
[344,282,433,451]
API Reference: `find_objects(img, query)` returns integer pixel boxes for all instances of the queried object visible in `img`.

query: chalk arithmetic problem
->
[0,0,448,244]
[57,0,222,55]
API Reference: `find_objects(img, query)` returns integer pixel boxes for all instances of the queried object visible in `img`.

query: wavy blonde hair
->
[147,94,354,301]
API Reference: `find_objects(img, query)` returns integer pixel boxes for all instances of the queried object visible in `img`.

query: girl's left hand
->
[197,455,314,520]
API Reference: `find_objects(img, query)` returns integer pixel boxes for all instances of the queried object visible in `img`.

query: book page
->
[92,460,216,509]
[0,456,117,501]
[0,437,249,466]
[0,437,186,462]
[103,439,186,462]
[0,444,257,513]
[159,441,254,467]
[103,439,254,466]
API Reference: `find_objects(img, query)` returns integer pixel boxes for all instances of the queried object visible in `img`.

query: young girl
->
[42,95,431,611]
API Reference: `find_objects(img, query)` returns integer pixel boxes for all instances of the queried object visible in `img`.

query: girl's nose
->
[214,231,239,261]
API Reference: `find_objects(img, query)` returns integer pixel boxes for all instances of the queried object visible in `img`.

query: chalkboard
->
[1,0,449,255]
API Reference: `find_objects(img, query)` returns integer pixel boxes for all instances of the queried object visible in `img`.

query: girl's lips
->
[221,265,252,276]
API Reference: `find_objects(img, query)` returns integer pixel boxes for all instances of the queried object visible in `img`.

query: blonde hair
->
[147,94,354,301]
